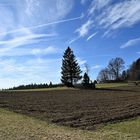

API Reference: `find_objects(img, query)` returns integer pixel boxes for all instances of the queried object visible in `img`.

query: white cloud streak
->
[0,0,74,36]
[88,0,111,15]
[0,14,83,36]
[68,36,80,44]
[120,37,140,49]
[0,33,56,52]
[91,65,101,69]
[68,18,93,44]
[0,46,59,57]
[77,58,87,65]
[76,19,93,37]
[31,46,58,55]
[98,0,140,30]
[80,0,140,37]
[87,32,98,41]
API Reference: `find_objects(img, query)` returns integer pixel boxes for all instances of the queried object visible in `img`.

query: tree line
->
[11,47,95,90]
[9,47,140,90]
[9,82,65,90]
[97,57,140,83]
[61,47,96,89]
[61,47,140,87]
[129,58,140,81]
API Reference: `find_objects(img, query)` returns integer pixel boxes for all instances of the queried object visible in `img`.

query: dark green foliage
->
[121,70,129,81]
[94,80,98,84]
[82,73,95,89]
[90,81,96,89]
[82,73,90,87]
[9,83,65,90]
[129,58,140,80]
[49,81,53,87]
[61,47,82,87]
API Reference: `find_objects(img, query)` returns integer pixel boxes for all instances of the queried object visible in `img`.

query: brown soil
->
[0,86,140,130]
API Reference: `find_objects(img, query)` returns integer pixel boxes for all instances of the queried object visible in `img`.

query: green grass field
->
[5,87,74,92]
[96,83,128,88]
[0,108,139,140]
[5,83,128,92]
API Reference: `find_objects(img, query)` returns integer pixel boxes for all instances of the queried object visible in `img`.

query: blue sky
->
[0,0,140,88]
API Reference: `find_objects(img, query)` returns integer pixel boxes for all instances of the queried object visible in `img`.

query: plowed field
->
[0,86,140,130]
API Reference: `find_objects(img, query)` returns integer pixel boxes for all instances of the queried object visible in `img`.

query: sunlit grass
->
[96,83,128,88]
[103,117,140,138]
[6,87,76,92]
[5,83,129,92]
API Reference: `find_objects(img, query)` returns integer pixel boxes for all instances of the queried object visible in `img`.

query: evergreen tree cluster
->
[128,58,140,81]
[61,47,96,89]
[9,82,64,90]
[82,73,96,89]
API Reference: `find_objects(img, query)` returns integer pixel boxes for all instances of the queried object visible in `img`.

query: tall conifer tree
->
[61,47,82,87]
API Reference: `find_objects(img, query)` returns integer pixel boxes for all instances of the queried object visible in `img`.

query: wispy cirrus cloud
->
[77,58,87,65]
[0,46,58,57]
[0,0,82,57]
[68,19,93,44]
[0,33,56,49]
[0,14,83,37]
[98,0,140,31]
[0,0,75,48]
[0,0,74,34]
[88,0,111,15]
[76,19,93,37]
[0,45,59,57]
[0,24,58,57]
[68,36,81,44]
[120,37,140,49]
[91,65,101,69]
[31,46,59,55]
[75,0,140,39]
[87,32,98,41]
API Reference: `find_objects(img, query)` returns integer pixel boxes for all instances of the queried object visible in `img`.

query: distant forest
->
[9,82,65,90]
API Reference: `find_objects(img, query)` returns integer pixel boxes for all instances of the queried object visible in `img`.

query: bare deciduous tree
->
[107,57,125,80]
[97,68,110,82]
[84,63,90,75]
